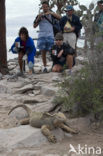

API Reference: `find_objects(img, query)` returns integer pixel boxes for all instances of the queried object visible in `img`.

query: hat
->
[64,5,73,11]
[55,33,63,40]
[97,0,103,4]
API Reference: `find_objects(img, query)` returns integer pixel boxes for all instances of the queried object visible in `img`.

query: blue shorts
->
[37,37,54,51]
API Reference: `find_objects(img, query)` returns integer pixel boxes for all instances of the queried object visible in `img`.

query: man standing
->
[33,1,61,73]
[60,5,82,51]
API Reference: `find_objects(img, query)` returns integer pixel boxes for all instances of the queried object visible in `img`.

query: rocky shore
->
[0,52,103,156]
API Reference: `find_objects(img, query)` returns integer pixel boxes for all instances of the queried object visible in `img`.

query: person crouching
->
[11,27,36,75]
[51,33,75,74]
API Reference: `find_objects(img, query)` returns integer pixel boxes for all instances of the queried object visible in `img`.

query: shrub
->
[54,51,103,120]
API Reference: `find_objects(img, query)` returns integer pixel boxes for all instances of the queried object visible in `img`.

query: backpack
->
[52,16,61,36]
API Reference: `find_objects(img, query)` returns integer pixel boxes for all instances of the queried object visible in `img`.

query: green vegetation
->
[54,43,103,120]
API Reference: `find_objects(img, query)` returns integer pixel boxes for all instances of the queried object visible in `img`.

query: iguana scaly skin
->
[8,104,78,143]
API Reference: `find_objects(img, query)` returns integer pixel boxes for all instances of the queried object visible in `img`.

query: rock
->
[34,82,43,90]
[0,84,10,94]
[28,93,35,97]
[23,99,39,104]
[8,65,17,70]
[40,86,58,97]
[18,150,42,156]
[8,107,29,120]
[0,73,3,80]
[52,76,61,82]
[72,64,84,73]
[14,84,34,94]
[0,125,65,149]
[33,100,54,112]
[34,67,42,73]
[76,56,88,65]
[33,90,40,96]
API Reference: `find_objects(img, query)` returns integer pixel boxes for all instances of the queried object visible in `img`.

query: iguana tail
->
[8,104,32,117]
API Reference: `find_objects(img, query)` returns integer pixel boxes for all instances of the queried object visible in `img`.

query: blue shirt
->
[11,37,36,64]
[38,14,54,38]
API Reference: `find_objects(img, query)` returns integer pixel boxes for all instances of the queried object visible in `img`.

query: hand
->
[36,13,45,22]
[46,11,61,19]
[52,50,55,55]
[64,26,75,32]
[70,26,75,32]
[15,42,20,48]
[44,11,51,15]
[64,26,71,31]
[45,11,56,16]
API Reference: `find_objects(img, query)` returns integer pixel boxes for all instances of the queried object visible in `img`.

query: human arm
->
[73,16,82,35]
[33,13,45,28]
[59,16,67,32]
[63,17,76,33]
[51,45,59,64]
[64,43,75,55]
[26,38,36,56]
[64,26,75,32]
[45,11,61,19]
[52,50,56,55]
[57,49,63,58]
[10,37,21,54]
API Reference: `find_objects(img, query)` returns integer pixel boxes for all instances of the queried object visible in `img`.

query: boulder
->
[76,56,88,65]
[0,73,3,80]
[14,84,34,94]
[40,86,58,97]
[0,125,65,149]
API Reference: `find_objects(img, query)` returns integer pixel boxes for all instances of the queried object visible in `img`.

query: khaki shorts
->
[63,32,77,49]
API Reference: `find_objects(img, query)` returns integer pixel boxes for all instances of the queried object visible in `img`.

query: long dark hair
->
[18,27,29,40]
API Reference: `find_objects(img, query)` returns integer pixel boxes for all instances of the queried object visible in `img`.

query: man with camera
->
[33,1,61,73]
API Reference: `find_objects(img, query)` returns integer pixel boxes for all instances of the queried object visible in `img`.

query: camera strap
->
[44,15,54,26]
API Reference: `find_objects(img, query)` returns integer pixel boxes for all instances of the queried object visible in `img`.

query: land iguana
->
[8,104,78,143]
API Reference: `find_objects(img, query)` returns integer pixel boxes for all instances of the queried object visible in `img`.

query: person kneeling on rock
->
[51,33,75,74]
[11,27,36,75]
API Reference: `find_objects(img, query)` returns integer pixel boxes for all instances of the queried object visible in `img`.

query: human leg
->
[28,61,34,74]
[41,50,47,67]
[63,33,77,71]
[43,37,54,71]
[63,33,76,49]
[37,37,54,72]
[52,64,63,72]
[37,37,47,70]
[18,51,24,72]
[66,55,73,70]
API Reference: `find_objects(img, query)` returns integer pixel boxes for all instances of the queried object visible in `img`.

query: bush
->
[54,47,103,120]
